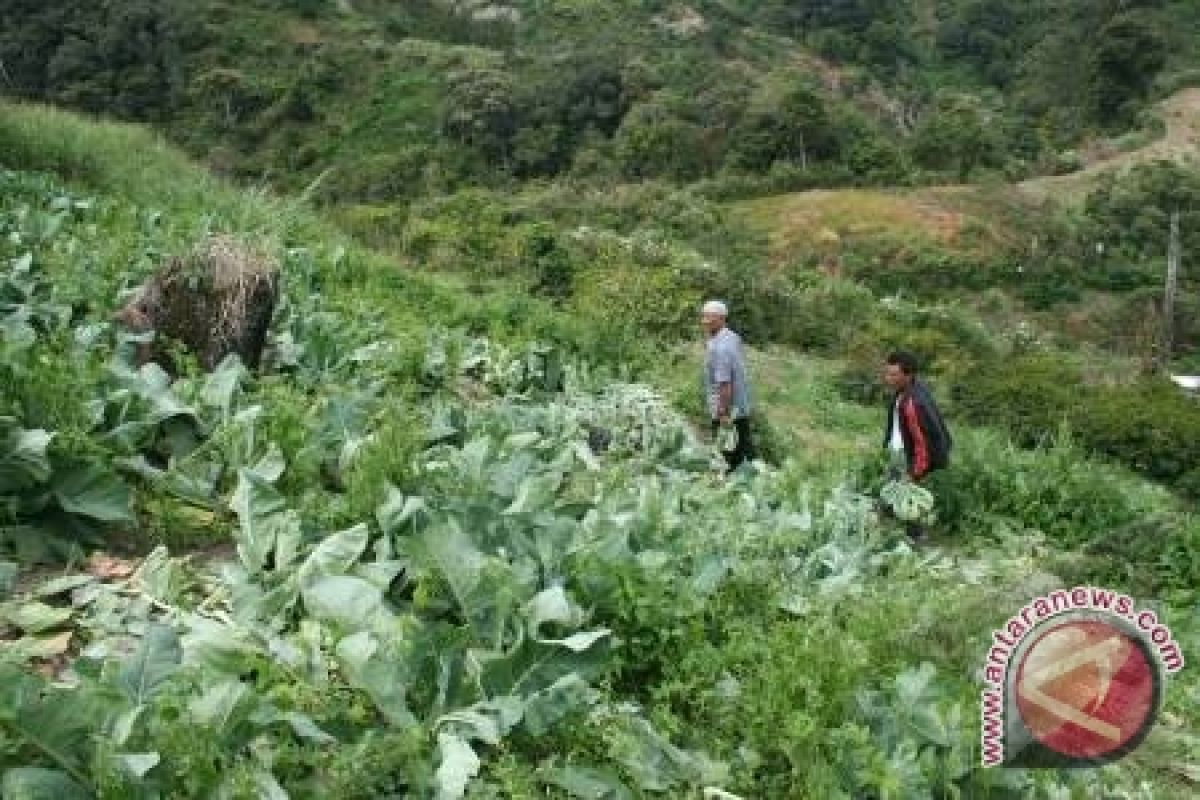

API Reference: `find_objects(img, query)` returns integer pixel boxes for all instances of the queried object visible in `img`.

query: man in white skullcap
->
[701,300,755,469]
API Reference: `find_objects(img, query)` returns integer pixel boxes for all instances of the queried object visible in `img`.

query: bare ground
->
[1018,88,1200,201]
[738,88,1200,264]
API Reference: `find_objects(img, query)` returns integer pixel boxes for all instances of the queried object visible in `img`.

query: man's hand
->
[716,382,733,427]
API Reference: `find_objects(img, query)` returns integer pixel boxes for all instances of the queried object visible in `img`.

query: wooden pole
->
[1162,210,1181,371]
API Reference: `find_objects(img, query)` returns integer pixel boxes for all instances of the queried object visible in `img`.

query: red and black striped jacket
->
[884,380,953,480]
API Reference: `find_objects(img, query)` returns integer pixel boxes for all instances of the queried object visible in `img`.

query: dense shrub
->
[954,354,1200,496]
[952,354,1083,447]
[834,298,1000,404]
[1083,162,1200,264]
[848,421,1198,598]
[518,222,575,301]
[929,429,1153,541]
[784,279,877,353]
[1074,380,1200,492]
[910,428,1197,598]
[839,233,1014,296]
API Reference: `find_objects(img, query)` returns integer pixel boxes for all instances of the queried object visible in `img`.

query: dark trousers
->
[712,417,755,470]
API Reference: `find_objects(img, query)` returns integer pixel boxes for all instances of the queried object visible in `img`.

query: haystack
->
[114,235,278,372]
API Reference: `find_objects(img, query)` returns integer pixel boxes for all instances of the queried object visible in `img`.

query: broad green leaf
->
[337,435,369,477]
[111,707,144,747]
[335,632,416,727]
[51,463,134,523]
[73,323,104,349]
[895,662,938,708]
[524,587,608,651]
[100,419,156,455]
[434,732,480,800]
[274,514,303,573]
[0,312,37,349]
[702,789,747,800]
[437,697,524,745]
[118,624,181,704]
[690,556,733,596]
[607,716,728,792]
[777,593,811,617]
[572,441,601,472]
[113,454,217,507]
[201,355,247,419]
[271,711,337,744]
[298,524,369,585]
[189,679,251,731]
[541,766,633,800]
[180,614,260,674]
[33,574,94,598]
[477,632,608,702]
[893,663,952,746]
[135,364,193,424]
[131,546,183,604]
[436,709,503,745]
[0,768,90,800]
[427,404,464,446]
[525,585,578,633]
[250,444,286,484]
[229,469,288,572]
[455,438,492,485]
[228,571,300,628]
[302,575,384,629]
[266,634,306,671]
[158,418,202,461]
[0,561,16,598]
[0,666,100,788]
[296,619,328,683]
[253,770,289,800]
[411,520,523,641]
[906,706,953,748]
[334,631,376,674]
[1,601,73,633]
[11,252,33,273]
[354,560,407,592]
[375,487,426,537]
[501,472,561,515]
[0,424,53,492]
[504,432,542,450]
[523,674,598,736]
[68,575,105,606]
[115,753,159,778]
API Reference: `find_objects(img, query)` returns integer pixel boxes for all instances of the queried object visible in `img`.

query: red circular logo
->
[1015,619,1159,761]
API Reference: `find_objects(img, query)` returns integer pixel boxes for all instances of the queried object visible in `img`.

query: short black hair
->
[886,350,919,375]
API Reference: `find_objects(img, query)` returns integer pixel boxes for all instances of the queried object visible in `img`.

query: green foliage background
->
[1,0,1199,795]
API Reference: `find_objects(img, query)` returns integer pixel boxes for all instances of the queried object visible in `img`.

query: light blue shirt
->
[704,327,751,420]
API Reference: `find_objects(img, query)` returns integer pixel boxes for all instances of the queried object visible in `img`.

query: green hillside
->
[2,94,1199,800]
[4,1,1200,196]
[2,1,1200,797]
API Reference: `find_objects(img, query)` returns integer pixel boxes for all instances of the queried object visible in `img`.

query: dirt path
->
[1018,88,1200,201]
[738,88,1200,256]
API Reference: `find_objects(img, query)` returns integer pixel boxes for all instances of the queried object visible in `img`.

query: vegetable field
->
[2,149,1198,799]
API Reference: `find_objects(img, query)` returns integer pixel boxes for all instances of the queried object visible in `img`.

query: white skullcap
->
[701,300,728,316]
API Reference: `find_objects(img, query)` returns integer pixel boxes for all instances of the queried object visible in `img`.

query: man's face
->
[883,363,909,390]
[700,312,725,335]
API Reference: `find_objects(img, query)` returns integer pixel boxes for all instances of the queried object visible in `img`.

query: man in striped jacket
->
[882,351,953,539]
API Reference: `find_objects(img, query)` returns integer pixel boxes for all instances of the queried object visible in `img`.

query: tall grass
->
[0,100,667,375]
[0,100,301,239]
